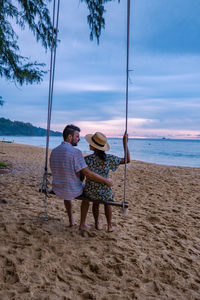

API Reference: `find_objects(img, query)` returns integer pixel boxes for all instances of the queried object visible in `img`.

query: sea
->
[1,136,200,168]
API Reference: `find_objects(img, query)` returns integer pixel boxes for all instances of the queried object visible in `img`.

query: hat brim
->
[85,134,110,151]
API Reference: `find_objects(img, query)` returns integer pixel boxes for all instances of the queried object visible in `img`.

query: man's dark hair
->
[63,124,80,140]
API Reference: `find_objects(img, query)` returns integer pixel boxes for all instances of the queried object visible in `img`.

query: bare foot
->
[107,225,115,232]
[79,224,91,231]
[69,221,77,227]
[95,222,102,230]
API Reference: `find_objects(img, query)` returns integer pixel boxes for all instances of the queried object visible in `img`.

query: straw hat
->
[85,132,110,151]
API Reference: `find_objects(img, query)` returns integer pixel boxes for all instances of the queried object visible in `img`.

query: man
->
[50,124,113,228]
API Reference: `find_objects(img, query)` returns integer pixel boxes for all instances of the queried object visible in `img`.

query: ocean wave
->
[157,152,200,158]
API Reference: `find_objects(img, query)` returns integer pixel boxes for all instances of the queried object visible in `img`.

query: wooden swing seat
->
[75,195,128,208]
[48,190,128,208]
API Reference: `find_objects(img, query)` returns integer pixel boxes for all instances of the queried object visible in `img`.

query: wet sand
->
[0,142,200,299]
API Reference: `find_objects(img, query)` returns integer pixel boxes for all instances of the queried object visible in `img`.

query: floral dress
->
[84,154,121,202]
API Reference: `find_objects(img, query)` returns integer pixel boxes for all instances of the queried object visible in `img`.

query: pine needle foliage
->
[0,0,54,85]
[0,96,3,106]
[0,0,118,85]
[82,0,119,44]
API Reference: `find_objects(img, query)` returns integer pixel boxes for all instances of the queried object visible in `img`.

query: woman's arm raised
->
[120,132,130,164]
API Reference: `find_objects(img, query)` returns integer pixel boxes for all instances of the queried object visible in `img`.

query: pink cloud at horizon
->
[47,119,200,140]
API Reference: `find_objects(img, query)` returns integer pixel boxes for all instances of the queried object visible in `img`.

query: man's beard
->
[71,139,78,146]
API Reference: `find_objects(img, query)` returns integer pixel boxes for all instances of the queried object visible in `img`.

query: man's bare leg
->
[92,202,101,230]
[79,200,91,230]
[104,204,115,232]
[64,200,76,227]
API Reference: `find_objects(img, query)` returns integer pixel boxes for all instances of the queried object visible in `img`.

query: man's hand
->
[82,167,113,186]
[105,178,113,187]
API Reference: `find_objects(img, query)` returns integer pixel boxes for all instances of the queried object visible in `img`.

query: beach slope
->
[0,143,200,299]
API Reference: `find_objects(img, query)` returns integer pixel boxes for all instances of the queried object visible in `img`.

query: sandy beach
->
[0,142,200,300]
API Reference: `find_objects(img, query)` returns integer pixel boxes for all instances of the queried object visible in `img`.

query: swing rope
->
[123,0,131,210]
[41,0,61,220]
[45,0,60,172]
[40,0,131,214]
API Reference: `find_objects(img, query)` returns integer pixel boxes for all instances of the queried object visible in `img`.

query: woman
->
[80,131,130,232]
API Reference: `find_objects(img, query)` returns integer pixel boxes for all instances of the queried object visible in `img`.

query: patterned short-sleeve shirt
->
[50,142,87,200]
[84,154,121,201]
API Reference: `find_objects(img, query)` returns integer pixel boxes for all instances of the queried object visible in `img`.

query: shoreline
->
[1,135,200,141]
[0,142,200,299]
[1,140,199,169]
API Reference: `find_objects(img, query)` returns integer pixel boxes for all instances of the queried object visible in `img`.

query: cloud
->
[70,117,156,137]
[134,0,200,54]
[132,128,200,139]
[50,120,200,140]
[54,80,118,92]
[1,0,200,139]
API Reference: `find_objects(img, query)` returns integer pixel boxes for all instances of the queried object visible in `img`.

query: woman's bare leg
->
[79,200,90,230]
[92,202,100,230]
[104,204,115,232]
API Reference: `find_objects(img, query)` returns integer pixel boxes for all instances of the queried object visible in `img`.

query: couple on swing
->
[50,124,130,232]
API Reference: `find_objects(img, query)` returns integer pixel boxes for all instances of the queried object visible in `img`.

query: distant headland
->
[0,118,62,136]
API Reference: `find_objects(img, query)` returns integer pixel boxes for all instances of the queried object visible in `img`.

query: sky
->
[1,0,200,139]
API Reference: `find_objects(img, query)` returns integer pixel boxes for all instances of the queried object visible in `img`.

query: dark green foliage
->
[0,96,4,106]
[0,0,53,85]
[0,161,7,168]
[0,117,62,136]
[0,0,118,85]
[81,0,119,43]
